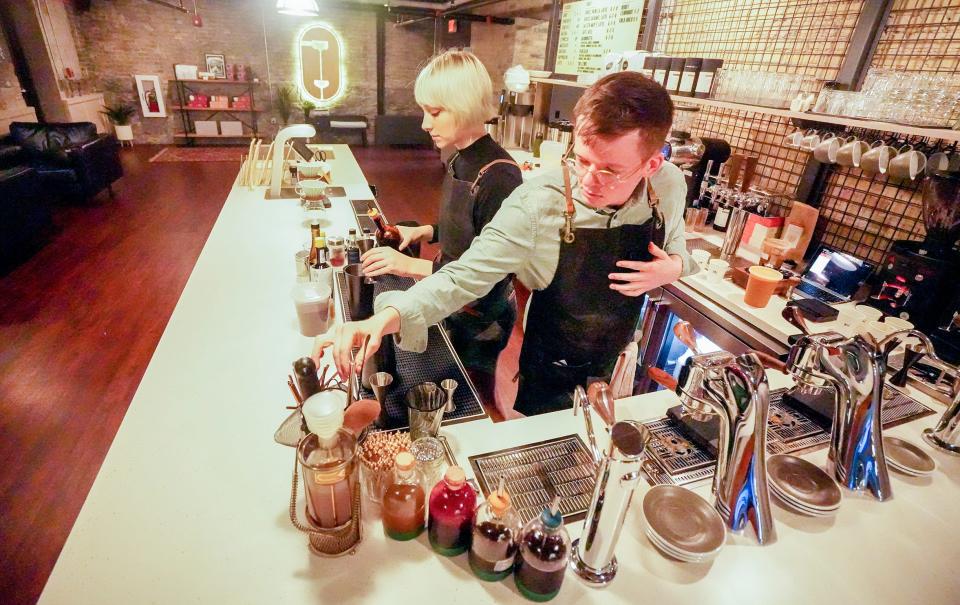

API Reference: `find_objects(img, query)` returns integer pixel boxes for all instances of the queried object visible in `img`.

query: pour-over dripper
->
[921,171,960,254]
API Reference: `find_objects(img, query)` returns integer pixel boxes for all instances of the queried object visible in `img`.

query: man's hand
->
[327,309,400,380]
[396,224,433,251]
[361,246,433,278]
[608,242,683,297]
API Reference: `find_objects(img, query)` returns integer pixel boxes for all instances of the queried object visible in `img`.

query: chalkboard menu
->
[555,0,645,76]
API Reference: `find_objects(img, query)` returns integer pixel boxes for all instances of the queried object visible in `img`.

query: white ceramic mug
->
[836,137,869,168]
[859,140,895,175]
[784,129,804,148]
[888,145,927,181]
[813,134,843,164]
[926,151,950,174]
[296,178,327,200]
[707,258,730,279]
[691,249,711,269]
[799,130,821,151]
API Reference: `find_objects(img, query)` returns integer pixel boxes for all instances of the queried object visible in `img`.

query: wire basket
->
[288,454,362,557]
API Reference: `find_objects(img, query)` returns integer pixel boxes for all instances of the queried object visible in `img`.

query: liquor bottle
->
[367,206,403,251]
[469,479,521,581]
[298,389,357,529]
[346,228,361,265]
[712,190,731,233]
[308,220,321,266]
[427,466,476,556]
[382,451,426,541]
[514,498,570,602]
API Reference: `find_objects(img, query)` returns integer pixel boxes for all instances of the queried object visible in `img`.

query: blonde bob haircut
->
[415,50,496,128]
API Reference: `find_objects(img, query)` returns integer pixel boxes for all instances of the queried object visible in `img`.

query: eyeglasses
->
[562,146,645,189]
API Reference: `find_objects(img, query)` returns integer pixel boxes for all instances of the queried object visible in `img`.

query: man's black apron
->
[438,153,519,376]
[514,175,665,416]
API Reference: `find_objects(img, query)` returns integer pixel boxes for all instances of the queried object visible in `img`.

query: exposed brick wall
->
[0,27,27,114]
[512,18,549,71]
[470,22,517,92]
[65,1,539,144]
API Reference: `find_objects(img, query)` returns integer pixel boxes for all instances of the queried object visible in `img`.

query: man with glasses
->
[324,72,693,415]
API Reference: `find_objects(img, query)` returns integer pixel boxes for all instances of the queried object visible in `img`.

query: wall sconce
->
[276,0,319,17]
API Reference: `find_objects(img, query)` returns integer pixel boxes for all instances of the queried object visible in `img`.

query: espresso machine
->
[868,171,960,363]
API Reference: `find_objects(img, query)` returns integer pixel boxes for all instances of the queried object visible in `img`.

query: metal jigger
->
[571,420,652,586]
[891,345,924,388]
[370,372,393,428]
[441,378,458,413]
[923,389,960,456]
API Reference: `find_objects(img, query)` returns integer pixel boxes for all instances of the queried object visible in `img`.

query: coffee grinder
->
[868,170,960,362]
[664,105,731,206]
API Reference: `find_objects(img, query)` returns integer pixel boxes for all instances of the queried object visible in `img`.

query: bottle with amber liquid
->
[382,451,426,541]
[428,466,476,556]
[469,477,521,581]
[367,205,403,251]
[514,497,569,602]
[308,220,321,266]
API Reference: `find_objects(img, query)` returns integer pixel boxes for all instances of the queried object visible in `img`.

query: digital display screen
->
[802,246,875,297]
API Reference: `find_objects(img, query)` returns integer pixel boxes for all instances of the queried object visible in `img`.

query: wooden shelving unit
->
[531,77,960,142]
[170,69,260,144]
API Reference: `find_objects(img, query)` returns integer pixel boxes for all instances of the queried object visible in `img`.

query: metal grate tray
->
[335,271,487,429]
[468,435,598,525]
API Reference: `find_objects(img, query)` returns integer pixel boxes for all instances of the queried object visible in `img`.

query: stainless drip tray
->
[468,435,598,524]
[641,387,935,486]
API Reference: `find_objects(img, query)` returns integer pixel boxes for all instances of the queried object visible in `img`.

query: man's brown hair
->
[573,72,673,157]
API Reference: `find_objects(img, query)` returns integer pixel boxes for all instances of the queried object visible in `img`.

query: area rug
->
[149,146,248,163]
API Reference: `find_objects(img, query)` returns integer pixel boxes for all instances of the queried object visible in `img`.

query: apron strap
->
[559,172,662,245]
[469,159,519,196]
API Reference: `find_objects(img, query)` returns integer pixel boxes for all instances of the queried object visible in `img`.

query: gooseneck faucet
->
[676,351,777,545]
[785,332,893,501]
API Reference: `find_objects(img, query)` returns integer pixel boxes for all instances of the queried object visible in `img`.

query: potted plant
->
[100,103,136,143]
[275,85,296,125]
[299,98,316,122]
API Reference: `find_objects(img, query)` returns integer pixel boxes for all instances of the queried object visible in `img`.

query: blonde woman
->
[360,50,522,401]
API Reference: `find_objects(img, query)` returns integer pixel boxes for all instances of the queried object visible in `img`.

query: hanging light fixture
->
[276,0,319,16]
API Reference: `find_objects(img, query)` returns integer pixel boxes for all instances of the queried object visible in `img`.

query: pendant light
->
[276,0,319,17]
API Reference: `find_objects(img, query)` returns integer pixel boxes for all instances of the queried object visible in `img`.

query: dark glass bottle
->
[514,502,570,602]
[346,228,361,264]
[427,466,476,556]
[293,357,321,400]
[367,206,403,250]
[469,486,521,581]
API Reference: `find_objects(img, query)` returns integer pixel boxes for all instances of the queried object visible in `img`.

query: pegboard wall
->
[652,0,960,263]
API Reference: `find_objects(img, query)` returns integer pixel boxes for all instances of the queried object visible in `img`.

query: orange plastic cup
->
[743,265,783,308]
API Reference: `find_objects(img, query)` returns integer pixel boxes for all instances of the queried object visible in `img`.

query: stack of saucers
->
[884,436,937,476]
[767,454,842,517]
[643,485,726,563]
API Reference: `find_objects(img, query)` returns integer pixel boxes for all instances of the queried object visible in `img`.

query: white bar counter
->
[38,148,960,604]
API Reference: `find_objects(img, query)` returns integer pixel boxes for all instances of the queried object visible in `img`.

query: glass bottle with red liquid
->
[382,451,426,541]
[367,205,404,251]
[469,476,521,581]
[428,466,476,556]
[514,497,570,602]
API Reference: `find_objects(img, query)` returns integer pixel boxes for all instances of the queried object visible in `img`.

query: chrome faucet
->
[676,351,777,545]
[785,331,893,501]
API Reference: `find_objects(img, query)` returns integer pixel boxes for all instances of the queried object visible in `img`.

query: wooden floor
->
[0,144,514,605]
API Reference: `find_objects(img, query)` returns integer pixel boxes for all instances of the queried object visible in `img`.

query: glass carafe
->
[297,429,358,529]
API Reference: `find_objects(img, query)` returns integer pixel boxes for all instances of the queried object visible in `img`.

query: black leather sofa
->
[3,121,122,200]
[0,165,52,273]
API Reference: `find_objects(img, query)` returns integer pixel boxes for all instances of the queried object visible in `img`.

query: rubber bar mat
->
[468,435,598,525]
[335,271,487,429]
[642,386,935,487]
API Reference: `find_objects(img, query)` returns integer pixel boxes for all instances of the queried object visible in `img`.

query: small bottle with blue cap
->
[514,496,569,602]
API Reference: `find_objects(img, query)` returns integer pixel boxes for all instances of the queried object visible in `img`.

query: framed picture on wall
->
[205,54,226,79]
[174,64,198,80]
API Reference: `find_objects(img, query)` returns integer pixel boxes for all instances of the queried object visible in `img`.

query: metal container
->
[570,420,652,585]
[719,206,749,261]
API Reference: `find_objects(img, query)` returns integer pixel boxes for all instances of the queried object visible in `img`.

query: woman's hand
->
[361,246,433,278]
[396,224,433,251]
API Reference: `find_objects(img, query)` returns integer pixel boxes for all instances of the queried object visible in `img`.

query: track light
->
[276,0,320,17]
